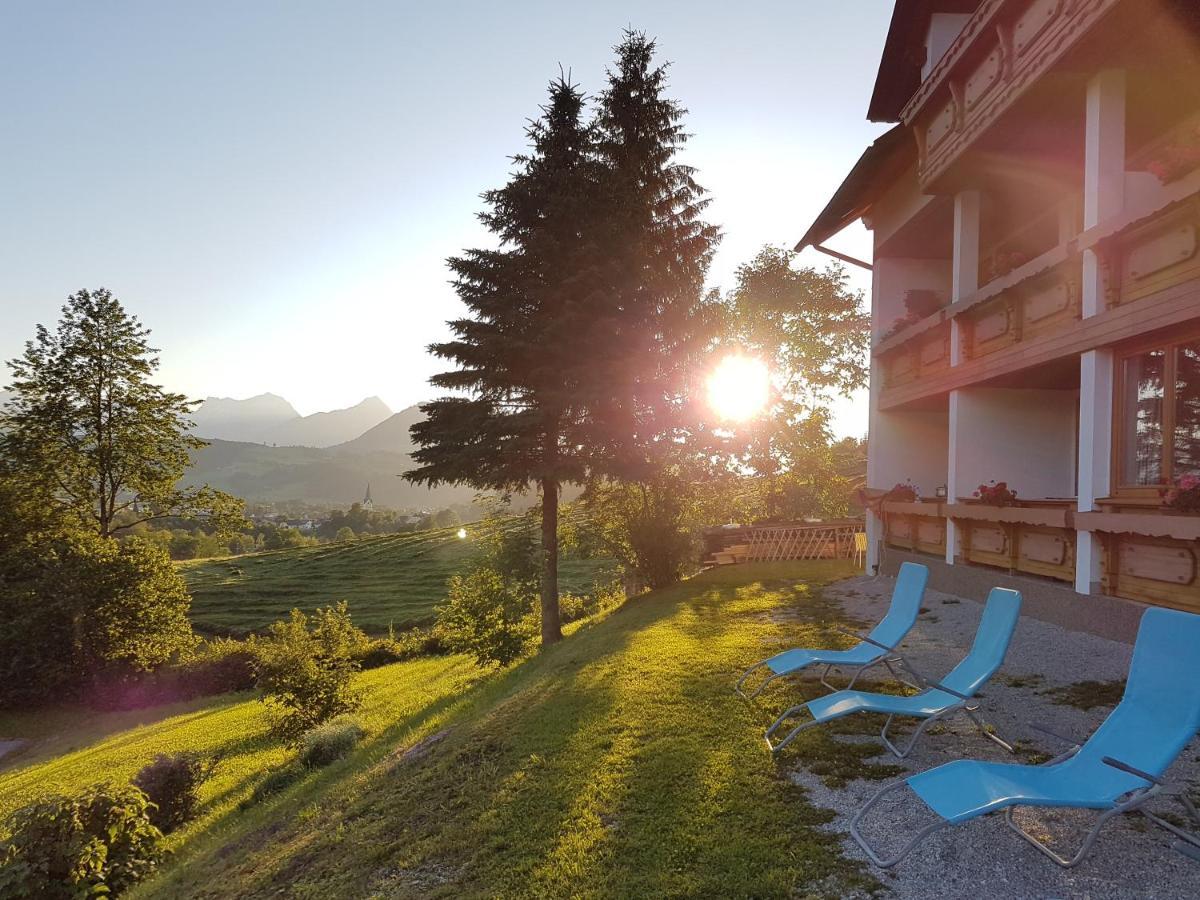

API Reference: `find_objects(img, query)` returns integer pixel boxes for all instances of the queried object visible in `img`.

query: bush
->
[91,638,257,710]
[558,583,624,624]
[0,519,195,709]
[246,765,305,806]
[438,569,538,666]
[0,784,162,899]
[131,752,215,834]
[252,602,366,744]
[298,716,365,768]
[356,626,446,669]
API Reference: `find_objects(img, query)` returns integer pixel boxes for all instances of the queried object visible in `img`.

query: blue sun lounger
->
[851,606,1200,868]
[735,562,929,700]
[765,587,1022,757]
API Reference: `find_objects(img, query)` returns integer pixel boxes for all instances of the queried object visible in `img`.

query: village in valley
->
[2,2,1200,898]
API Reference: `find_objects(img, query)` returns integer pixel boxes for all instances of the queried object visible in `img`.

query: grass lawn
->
[181,524,616,635]
[3,560,886,898]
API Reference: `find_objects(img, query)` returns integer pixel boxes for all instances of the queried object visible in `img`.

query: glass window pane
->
[1174,342,1200,480]
[1122,349,1165,486]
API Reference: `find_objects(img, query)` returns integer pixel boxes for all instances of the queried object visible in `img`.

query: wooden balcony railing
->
[881,501,946,557]
[946,500,1076,583]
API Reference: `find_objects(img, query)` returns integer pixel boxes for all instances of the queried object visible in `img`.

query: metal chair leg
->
[964,706,1016,753]
[1003,787,1159,868]
[850,777,951,868]
[764,704,818,754]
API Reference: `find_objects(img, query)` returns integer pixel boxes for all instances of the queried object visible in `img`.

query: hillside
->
[190,393,300,443]
[266,396,393,448]
[182,526,617,634]
[0,562,870,899]
[183,437,477,508]
[336,404,424,453]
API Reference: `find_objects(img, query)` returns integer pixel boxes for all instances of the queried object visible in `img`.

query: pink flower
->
[1179,473,1199,491]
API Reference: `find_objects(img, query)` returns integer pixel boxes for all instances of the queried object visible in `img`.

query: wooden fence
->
[702,519,864,565]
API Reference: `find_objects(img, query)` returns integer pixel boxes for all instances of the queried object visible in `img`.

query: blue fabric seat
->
[766,587,1022,757]
[735,561,928,699]
[852,606,1200,868]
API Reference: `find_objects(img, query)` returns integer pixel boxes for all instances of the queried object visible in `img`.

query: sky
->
[1,1,890,436]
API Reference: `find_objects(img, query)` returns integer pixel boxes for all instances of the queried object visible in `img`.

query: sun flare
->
[706,355,770,422]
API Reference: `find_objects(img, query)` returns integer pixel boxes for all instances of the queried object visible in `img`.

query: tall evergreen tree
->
[406,78,601,646]
[581,30,722,474]
[410,34,721,646]
[0,288,243,537]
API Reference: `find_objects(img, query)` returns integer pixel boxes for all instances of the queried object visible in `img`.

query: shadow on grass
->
[141,562,880,900]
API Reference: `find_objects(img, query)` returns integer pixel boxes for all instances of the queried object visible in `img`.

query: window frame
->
[1112,324,1200,498]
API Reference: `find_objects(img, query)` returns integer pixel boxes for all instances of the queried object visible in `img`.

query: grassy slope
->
[181,525,615,635]
[2,561,883,899]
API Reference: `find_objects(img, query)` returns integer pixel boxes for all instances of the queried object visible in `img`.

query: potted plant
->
[1146,124,1200,184]
[1161,474,1200,513]
[973,480,1019,507]
[886,480,919,503]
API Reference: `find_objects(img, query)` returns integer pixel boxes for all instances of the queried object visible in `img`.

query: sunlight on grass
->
[3,560,886,898]
[133,559,880,899]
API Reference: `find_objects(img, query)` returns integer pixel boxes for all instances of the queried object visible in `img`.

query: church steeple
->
[362,482,373,509]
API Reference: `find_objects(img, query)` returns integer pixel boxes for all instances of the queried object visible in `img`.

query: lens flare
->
[706,355,769,422]
[457,528,468,539]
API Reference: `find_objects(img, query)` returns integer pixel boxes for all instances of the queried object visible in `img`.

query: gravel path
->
[780,574,1200,899]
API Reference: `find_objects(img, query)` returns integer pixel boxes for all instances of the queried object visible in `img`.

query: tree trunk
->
[540,476,563,646]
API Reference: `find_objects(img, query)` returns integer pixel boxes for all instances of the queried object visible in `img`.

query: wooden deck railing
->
[703,520,864,564]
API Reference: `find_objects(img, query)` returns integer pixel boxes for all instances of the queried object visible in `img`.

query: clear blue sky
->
[1,1,889,435]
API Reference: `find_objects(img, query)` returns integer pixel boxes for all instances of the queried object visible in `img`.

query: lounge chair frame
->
[735,628,919,700]
[851,732,1200,868]
[735,563,928,701]
[765,647,1014,757]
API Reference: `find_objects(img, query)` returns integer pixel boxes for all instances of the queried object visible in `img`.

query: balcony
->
[946,499,1076,583]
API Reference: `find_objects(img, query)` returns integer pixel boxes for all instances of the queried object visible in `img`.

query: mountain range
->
[190,393,393,448]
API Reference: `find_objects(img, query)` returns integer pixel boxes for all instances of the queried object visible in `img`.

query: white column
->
[1075,70,1125,593]
[946,190,981,562]
[949,190,981,367]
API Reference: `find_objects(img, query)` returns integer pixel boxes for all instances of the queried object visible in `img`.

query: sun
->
[706,355,770,422]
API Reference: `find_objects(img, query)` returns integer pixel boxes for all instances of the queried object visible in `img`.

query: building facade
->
[801,0,1200,614]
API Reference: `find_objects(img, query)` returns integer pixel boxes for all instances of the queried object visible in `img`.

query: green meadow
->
[0,561,881,899]
[180,524,617,635]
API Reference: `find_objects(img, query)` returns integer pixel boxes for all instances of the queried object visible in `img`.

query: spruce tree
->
[582,30,722,474]
[406,78,600,646]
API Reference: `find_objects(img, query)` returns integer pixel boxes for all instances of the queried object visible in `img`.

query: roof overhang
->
[794,125,915,253]
[867,0,983,123]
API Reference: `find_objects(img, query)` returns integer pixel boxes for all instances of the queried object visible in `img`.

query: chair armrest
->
[1027,722,1082,748]
[923,679,971,701]
[835,626,895,653]
[1102,756,1166,786]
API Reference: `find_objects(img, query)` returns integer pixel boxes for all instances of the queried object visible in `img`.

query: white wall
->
[922,13,971,81]
[868,405,949,497]
[871,256,953,340]
[949,388,1078,500]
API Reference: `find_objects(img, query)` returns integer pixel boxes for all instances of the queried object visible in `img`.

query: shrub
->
[252,602,365,744]
[356,626,446,669]
[0,516,195,709]
[559,583,624,624]
[298,716,366,768]
[246,765,305,805]
[91,638,257,710]
[131,752,216,834]
[438,568,538,666]
[435,511,540,666]
[0,784,162,899]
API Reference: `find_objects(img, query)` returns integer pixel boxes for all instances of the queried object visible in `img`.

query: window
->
[1117,339,1200,490]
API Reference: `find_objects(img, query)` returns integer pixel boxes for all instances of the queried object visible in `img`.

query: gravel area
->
[782,573,1200,900]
